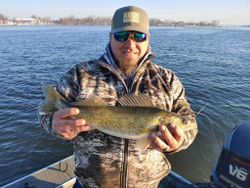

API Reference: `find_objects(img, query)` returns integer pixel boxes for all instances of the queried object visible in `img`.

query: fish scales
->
[75,106,162,138]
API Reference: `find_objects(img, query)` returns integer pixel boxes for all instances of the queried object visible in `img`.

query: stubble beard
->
[118,59,138,77]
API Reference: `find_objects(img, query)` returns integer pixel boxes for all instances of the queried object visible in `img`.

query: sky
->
[0,0,250,26]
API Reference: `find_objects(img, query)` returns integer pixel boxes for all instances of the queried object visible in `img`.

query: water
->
[0,26,249,186]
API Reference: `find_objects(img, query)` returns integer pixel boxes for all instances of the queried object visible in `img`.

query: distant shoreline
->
[1,14,250,27]
[0,14,219,27]
[0,24,249,28]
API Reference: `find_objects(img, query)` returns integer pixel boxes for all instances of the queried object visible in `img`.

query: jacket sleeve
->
[37,65,80,138]
[168,72,198,154]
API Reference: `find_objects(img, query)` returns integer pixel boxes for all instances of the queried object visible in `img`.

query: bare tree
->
[0,13,8,24]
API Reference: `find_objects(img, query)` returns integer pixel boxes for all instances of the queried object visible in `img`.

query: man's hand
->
[52,108,92,140]
[150,124,184,153]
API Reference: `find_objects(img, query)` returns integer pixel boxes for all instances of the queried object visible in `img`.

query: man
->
[39,6,197,188]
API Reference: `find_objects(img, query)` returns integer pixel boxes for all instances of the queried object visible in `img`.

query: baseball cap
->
[111,6,150,35]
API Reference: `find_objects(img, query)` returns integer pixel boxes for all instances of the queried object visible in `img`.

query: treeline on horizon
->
[0,13,220,27]
[56,16,220,27]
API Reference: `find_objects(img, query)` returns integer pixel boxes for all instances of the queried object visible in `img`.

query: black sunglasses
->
[113,31,147,43]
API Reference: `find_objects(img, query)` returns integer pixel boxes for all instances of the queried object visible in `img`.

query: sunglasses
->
[113,31,147,43]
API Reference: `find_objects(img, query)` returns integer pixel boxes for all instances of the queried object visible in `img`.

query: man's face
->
[110,31,150,67]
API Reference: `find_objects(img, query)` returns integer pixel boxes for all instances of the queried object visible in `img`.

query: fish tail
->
[40,84,63,114]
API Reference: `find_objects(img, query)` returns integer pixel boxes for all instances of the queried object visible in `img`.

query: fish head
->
[174,116,197,131]
[159,113,196,131]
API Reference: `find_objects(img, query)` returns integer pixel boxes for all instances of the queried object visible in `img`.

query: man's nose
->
[124,37,136,47]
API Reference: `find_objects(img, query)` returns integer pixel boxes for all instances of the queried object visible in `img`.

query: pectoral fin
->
[136,135,152,153]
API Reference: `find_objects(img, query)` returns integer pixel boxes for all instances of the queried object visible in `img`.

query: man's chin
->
[121,58,138,65]
[122,55,139,61]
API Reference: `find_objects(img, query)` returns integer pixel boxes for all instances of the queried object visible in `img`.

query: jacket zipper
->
[121,78,130,188]
[99,58,150,187]
[121,139,129,188]
[120,68,145,187]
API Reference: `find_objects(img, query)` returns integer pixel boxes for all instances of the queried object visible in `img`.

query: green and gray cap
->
[111,6,150,35]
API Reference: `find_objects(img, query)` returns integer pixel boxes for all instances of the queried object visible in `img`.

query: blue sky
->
[1,0,250,25]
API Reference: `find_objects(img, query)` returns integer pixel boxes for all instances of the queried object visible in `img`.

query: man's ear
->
[147,34,151,41]
[109,32,112,41]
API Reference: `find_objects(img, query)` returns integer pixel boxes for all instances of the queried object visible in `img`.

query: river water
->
[0,26,249,186]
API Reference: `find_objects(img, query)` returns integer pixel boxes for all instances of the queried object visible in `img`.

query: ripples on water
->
[0,26,249,185]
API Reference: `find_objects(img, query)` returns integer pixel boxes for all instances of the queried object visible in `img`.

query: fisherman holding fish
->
[38,6,198,188]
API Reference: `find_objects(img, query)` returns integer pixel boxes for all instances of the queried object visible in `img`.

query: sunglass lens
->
[134,32,147,42]
[114,32,129,42]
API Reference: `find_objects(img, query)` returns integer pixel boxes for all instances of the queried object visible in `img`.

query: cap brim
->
[111,26,150,35]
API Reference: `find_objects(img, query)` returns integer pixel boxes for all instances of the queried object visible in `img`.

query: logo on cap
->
[123,12,140,23]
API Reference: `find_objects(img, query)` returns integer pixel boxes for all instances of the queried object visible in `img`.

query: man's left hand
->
[150,124,184,153]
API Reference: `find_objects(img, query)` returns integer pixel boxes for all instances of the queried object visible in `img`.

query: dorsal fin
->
[71,96,107,107]
[117,94,154,107]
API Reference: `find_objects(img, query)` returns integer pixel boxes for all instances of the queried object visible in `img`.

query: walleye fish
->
[40,84,196,151]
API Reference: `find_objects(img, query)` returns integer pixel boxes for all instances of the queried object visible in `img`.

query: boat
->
[2,122,250,188]
[1,155,76,188]
[0,154,199,188]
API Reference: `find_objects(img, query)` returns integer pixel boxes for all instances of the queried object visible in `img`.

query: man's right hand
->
[52,108,92,140]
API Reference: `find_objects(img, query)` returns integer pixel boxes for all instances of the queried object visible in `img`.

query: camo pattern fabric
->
[39,45,198,188]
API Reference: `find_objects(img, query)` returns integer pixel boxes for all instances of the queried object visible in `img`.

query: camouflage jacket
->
[39,45,198,188]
